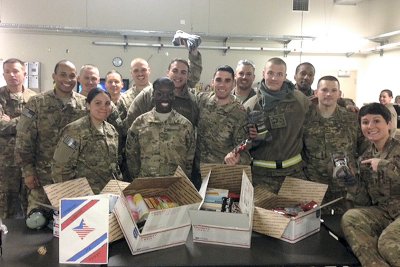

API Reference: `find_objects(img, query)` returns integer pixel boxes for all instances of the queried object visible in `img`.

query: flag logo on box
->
[59,196,109,264]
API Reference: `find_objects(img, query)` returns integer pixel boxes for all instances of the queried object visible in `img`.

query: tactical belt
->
[253,154,302,169]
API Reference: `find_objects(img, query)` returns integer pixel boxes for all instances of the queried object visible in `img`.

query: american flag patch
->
[63,136,78,150]
[22,107,35,118]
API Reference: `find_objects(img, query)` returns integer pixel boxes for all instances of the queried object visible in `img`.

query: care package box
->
[43,178,130,242]
[188,164,254,248]
[253,177,328,243]
[113,167,202,255]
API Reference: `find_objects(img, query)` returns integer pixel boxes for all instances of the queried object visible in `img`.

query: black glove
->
[247,110,272,142]
[332,153,356,186]
[172,30,201,52]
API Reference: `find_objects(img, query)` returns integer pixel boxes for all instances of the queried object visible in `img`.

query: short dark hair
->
[105,69,123,81]
[295,62,315,75]
[152,77,175,92]
[168,58,190,72]
[359,102,391,124]
[54,60,75,74]
[3,58,25,68]
[380,89,393,98]
[213,65,235,79]
[86,87,111,104]
[317,75,340,89]
[266,57,287,72]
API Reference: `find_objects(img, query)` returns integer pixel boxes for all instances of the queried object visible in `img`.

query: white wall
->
[0,0,399,106]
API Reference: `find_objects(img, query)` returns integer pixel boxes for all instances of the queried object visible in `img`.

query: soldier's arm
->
[187,50,202,88]
[124,89,152,135]
[51,128,80,183]
[125,124,141,179]
[15,98,39,178]
[0,114,19,135]
[107,102,123,135]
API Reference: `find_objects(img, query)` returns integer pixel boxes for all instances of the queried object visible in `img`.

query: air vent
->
[293,0,309,11]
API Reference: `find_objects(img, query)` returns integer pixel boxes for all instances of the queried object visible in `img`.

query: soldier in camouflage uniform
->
[52,88,121,193]
[124,50,202,133]
[303,76,361,214]
[243,58,310,193]
[341,103,400,267]
[197,65,251,165]
[118,58,152,121]
[15,60,87,213]
[77,64,100,97]
[125,77,195,178]
[0,58,36,218]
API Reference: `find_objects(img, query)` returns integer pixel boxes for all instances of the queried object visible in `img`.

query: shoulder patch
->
[63,135,79,150]
[22,107,36,118]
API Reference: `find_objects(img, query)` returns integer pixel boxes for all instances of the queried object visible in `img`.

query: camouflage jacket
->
[303,105,360,182]
[52,115,120,194]
[118,83,151,121]
[348,137,400,219]
[126,108,195,178]
[0,86,36,167]
[196,92,251,164]
[15,89,87,182]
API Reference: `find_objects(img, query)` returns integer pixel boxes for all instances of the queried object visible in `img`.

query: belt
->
[253,154,302,169]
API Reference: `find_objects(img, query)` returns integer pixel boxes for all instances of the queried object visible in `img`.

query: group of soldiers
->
[1,42,399,266]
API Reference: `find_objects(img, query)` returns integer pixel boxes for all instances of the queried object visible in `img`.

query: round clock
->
[112,57,123,67]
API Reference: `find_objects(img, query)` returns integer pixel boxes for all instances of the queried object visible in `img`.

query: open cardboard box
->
[113,166,202,255]
[43,177,130,242]
[188,164,254,248]
[253,177,328,243]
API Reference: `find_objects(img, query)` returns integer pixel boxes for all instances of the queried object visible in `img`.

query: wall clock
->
[112,57,123,67]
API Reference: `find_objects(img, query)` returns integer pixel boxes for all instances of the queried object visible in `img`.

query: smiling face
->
[52,61,77,96]
[360,114,391,144]
[105,72,123,102]
[213,70,235,102]
[235,64,255,91]
[131,59,150,87]
[167,61,189,90]
[78,67,100,96]
[153,85,175,113]
[87,91,112,125]
[379,91,392,105]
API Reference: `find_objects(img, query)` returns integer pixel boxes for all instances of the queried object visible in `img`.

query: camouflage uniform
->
[15,89,87,212]
[125,108,195,178]
[341,137,400,267]
[52,115,121,194]
[244,80,310,193]
[303,104,360,214]
[0,86,36,218]
[197,92,251,164]
[124,51,202,133]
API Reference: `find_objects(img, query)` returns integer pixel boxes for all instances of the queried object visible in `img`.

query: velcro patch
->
[63,136,78,150]
[22,107,35,118]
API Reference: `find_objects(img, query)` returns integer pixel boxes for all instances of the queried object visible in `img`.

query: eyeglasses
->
[266,71,285,78]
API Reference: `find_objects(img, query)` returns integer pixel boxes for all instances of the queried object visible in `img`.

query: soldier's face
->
[52,62,77,94]
[78,68,100,95]
[153,86,174,113]
[131,61,150,87]
[88,92,112,124]
[213,71,235,101]
[294,65,315,91]
[235,64,255,91]
[3,62,26,88]
[105,73,123,101]
[263,63,286,91]
[316,80,340,107]
[379,92,392,105]
[167,61,188,90]
[360,114,391,143]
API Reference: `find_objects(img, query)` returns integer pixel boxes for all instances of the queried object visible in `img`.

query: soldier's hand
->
[25,175,40,189]
[247,124,258,139]
[346,105,359,113]
[361,158,381,172]
[1,114,11,122]
[224,152,240,166]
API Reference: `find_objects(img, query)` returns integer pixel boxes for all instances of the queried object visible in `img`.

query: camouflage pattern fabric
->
[125,108,195,178]
[303,104,360,214]
[15,89,87,212]
[52,115,121,194]
[118,84,151,121]
[342,137,400,266]
[0,85,36,218]
[245,84,310,191]
[196,92,251,165]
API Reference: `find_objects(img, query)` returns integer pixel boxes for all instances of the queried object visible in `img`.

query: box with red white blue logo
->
[59,195,109,264]
[113,166,202,255]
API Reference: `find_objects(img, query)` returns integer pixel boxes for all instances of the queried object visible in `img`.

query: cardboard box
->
[253,177,328,243]
[189,164,254,248]
[113,167,202,255]
[44,178,130,242]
